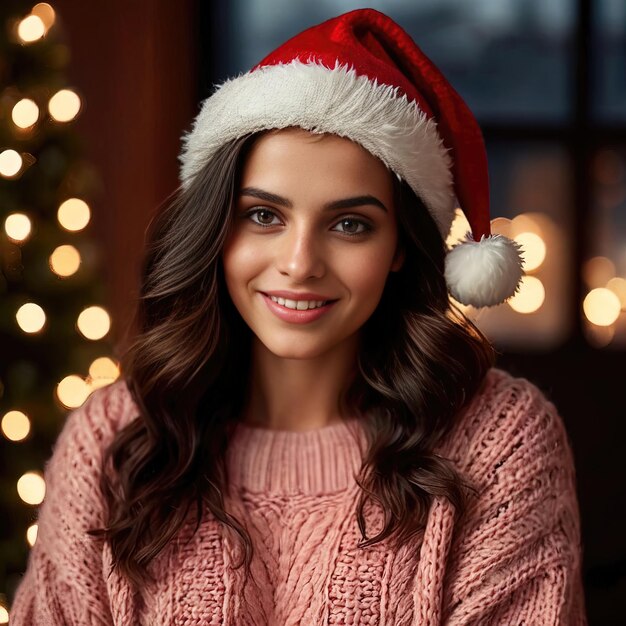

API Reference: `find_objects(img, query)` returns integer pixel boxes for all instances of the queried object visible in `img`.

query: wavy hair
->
[87,129,495,589]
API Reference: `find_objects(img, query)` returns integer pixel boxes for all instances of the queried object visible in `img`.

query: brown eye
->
[245,208,280,227]
[332,217,372,236]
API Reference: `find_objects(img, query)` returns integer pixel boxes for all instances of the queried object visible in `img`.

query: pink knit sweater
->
[9,368,587,625]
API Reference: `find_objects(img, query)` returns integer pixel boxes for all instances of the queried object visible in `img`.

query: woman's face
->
[222,127,404,360]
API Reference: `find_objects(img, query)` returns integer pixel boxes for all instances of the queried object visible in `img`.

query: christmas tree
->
[0,2,118,619]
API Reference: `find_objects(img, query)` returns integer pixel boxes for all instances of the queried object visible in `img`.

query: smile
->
[260,293,338,324]
[268,295,328,310]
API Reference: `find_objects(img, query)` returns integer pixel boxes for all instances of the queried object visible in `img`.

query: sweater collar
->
[225,418,367,496]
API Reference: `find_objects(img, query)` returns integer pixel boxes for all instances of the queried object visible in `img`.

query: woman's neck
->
[239,335,359,431]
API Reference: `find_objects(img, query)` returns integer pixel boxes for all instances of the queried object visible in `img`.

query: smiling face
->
[221,127,404,360]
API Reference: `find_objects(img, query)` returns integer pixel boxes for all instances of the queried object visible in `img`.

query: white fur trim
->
[444,233,525,307]
[178,58,456,236]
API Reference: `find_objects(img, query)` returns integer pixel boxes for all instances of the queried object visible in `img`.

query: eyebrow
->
[238,186,388,213]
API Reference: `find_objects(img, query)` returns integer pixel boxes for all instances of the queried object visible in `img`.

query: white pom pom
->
[444,233,525,307]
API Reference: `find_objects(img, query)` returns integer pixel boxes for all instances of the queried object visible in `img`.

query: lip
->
[261,292,338,324]
[263,290,336,301]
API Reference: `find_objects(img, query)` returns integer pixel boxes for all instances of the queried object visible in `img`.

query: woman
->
[10,8,587,625]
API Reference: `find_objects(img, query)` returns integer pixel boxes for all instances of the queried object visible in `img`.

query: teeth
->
[269,296,327,310]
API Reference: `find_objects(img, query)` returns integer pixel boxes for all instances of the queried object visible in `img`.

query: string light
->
[508,276,545,314]
[57,198,91,231]
[31,3,56,30]
[56,375,91,409]
[49,244,81,277]
[26,523,38,547]
[583,288,621,326]
[1,410,31,442]
[17,14,45,43]
[48,88,81,122]
[514,231,546,272]
[4,213,32,243]
[16,471,45,505]
[606,277,626,310]
[77,306,111,340]
[0,149,23,178]
[12,98,40,129]
[15,302,46,334]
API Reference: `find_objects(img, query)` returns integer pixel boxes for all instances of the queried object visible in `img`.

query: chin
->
[259,337,335,361]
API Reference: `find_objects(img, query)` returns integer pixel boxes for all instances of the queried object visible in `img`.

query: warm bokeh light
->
[510,212,545,238]
[0,604,7,624]
[507,276,545,314]
[16,302,46,333]
[583,256,616,288]
[0,149,23,177]
[49,244,81,277]
[26,523,38,547]
[48,88,81,122]
[17,14,45,42]
[4,212,32,242]
[446,208,471,249]
[57,197,90,231]
[490,217,513,238]
[606,277,626,310]
[12,98,39,128]
[583,288,621,327]
[77,306,111,340]
[514,231,546,272]
[88,357,120,388]
[1,410,31,442]
[32,3,56,29]
[17,471,45,505]
[56,375,91,408]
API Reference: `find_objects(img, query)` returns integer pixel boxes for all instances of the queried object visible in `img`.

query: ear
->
[390,244,405,272]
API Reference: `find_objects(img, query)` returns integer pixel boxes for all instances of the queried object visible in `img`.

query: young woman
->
[10,8,587,625]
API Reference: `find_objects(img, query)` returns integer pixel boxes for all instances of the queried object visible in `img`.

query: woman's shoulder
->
[437,366,576,486]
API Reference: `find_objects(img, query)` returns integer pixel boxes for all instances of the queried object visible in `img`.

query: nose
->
[275,223,326,281]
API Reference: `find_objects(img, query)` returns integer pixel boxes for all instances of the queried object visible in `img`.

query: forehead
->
[239,127,394,193]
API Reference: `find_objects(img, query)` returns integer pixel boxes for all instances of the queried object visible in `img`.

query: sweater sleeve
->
[440,371,587,626]
[9,380,129,626]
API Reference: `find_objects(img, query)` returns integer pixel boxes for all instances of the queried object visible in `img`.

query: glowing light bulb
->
[56,375,91,408]
[77,306,111,340]
[514,232,546,272]
[48,89,81,122]
[57,198,90,231]
[17,15,45,42]
[12,98,39,128]
[49,244,81,277]
[27,523,38,546]
[1,410,31,441]
[606,277,626,310]
[16,302,46,333]
[507,276,545,314]
[446,208,471,249]
[32,3,56,29]
[0,149,23,177]
[583,288,621,326]
[17,471,45,505]
[4,213,32,242]
[88,357,120,389]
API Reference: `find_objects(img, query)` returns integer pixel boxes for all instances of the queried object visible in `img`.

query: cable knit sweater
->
[9,368,587,625]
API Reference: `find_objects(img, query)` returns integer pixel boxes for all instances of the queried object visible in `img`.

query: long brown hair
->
[87,129,495,589]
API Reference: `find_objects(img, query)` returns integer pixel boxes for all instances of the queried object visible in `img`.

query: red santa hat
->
[178,8,524,307]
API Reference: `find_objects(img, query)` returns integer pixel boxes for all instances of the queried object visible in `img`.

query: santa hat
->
[177,8,524,307]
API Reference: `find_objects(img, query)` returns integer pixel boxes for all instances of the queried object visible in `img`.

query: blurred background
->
[0,0,624,622]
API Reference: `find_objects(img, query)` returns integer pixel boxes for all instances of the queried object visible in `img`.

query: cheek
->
[222,232,264,293]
